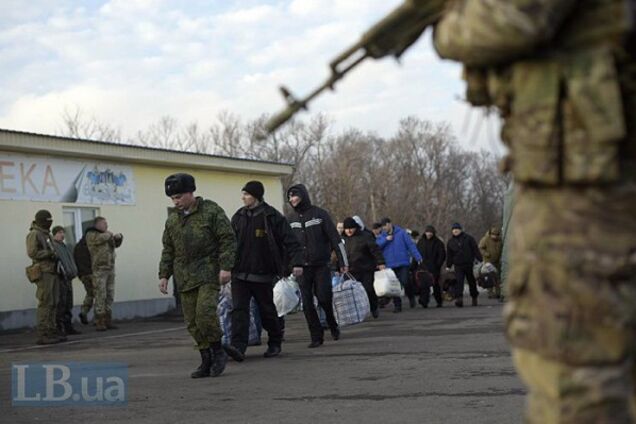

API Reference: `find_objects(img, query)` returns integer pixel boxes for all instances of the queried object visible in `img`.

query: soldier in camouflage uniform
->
[434,1,636,422]
[26,210,64,345]
[86,216,123,331]
[158,173,236,378]
[478,226,503,299]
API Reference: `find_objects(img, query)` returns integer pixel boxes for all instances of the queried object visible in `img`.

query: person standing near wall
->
[51,226,80,336]
[86,216,123,331]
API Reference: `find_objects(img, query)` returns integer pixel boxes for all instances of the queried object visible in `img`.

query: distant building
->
[0,129,293,330]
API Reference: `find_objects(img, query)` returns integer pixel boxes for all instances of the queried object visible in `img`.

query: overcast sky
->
[0,0,503,153]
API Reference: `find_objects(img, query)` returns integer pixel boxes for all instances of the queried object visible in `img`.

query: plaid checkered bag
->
[218,284,262,346]
[332,276,370,327]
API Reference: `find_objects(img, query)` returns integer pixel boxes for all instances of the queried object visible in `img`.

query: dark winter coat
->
[231,201,303,280]
[74,227,97,277]
[344,230,385,273]
[446,232,482,268]
[286,184,348,268]
[417,234,446,277]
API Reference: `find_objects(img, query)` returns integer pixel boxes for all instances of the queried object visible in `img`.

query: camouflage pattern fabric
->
[180,282,222,349]
[93,270,115,316]
[80,274,94,316]
[433,0,636,421]
[35,272,59,338]
[26,223,56,274]
[86,230,122,272]
[159,197,236,292]
[506,185,636,422]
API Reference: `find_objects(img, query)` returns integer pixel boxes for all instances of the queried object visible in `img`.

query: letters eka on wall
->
[0,151,135,205]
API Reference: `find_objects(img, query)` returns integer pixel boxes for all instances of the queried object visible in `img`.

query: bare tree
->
[60,106,123,142]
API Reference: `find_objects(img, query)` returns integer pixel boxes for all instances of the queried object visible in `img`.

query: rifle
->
[262,0,447,137]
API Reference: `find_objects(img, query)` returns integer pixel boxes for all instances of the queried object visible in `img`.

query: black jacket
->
[286,184,348,268]
[232,202,303,280]
[417,233,446,277]
[344,230,385,273]
[446,232,482,268]
[73,227,98,277]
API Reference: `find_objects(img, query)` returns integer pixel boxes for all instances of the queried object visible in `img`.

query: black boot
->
[191,348,212,378]
[308,339,323,348]
[223,344,245,362]
[79,312,89,325]
[471,297,478,307]
[330,327,340,341]
[263,345,281,358]
[409,297,416,308]
[211,345,227,377]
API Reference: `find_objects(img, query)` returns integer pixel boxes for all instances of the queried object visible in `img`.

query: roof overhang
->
[0,129,294,176]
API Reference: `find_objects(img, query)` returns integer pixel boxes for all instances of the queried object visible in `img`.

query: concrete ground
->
[0,297,525,424]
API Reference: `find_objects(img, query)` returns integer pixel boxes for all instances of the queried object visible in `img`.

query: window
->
[63,207,99,245]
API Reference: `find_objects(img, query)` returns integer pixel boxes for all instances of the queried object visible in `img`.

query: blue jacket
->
[376,225,422,268]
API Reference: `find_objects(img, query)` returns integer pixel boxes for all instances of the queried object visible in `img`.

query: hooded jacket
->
[447,231,482,268]
[417,228,446,277]
[231,201,303,280]
[376,224,422,269]
[286,184,348,268]
[344,229,385,273]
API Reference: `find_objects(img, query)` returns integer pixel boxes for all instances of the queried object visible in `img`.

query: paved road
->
[0,297,525,423]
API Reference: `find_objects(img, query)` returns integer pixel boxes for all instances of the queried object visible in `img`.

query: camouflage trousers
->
[93,270,115,316]
[504,183,636,423]
[79,275,94,315]
[181,282,222,350]
[35,272,59,337]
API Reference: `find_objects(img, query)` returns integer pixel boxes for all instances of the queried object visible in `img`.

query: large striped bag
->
[332,276,370,327]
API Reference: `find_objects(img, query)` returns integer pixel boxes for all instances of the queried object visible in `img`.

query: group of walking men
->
[157,172,501,379]
[26,211,123,344]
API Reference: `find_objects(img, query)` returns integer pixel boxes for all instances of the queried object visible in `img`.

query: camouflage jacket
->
[26,223,56,274]
[159,197,237,293]
[478,231,503,267]
[434,0,635,186]
[86,228,122,272]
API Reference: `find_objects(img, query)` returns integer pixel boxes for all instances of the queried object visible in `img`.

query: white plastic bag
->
[273,276,301,317]
[373,269,402,297]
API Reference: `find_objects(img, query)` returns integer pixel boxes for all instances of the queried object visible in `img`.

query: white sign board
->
[0,151,135,205]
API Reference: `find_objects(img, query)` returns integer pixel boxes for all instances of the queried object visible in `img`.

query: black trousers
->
[349,270,378,313]
[454,265,479,299]
[419,272,443,306]
[299,265,338,341]
[56,277,73,331]
[230,278,282,351]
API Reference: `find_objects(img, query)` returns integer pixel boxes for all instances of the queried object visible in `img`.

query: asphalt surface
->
[0,297,525,424]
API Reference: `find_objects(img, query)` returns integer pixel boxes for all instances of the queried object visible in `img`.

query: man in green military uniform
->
[158,173,236,378]
[26,210,64,345]
[86,216,123,331]
[478,226,503,299]
[434,1,636,422]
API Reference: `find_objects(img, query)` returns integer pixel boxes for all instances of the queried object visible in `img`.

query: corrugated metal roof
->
[0,128,294,176]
